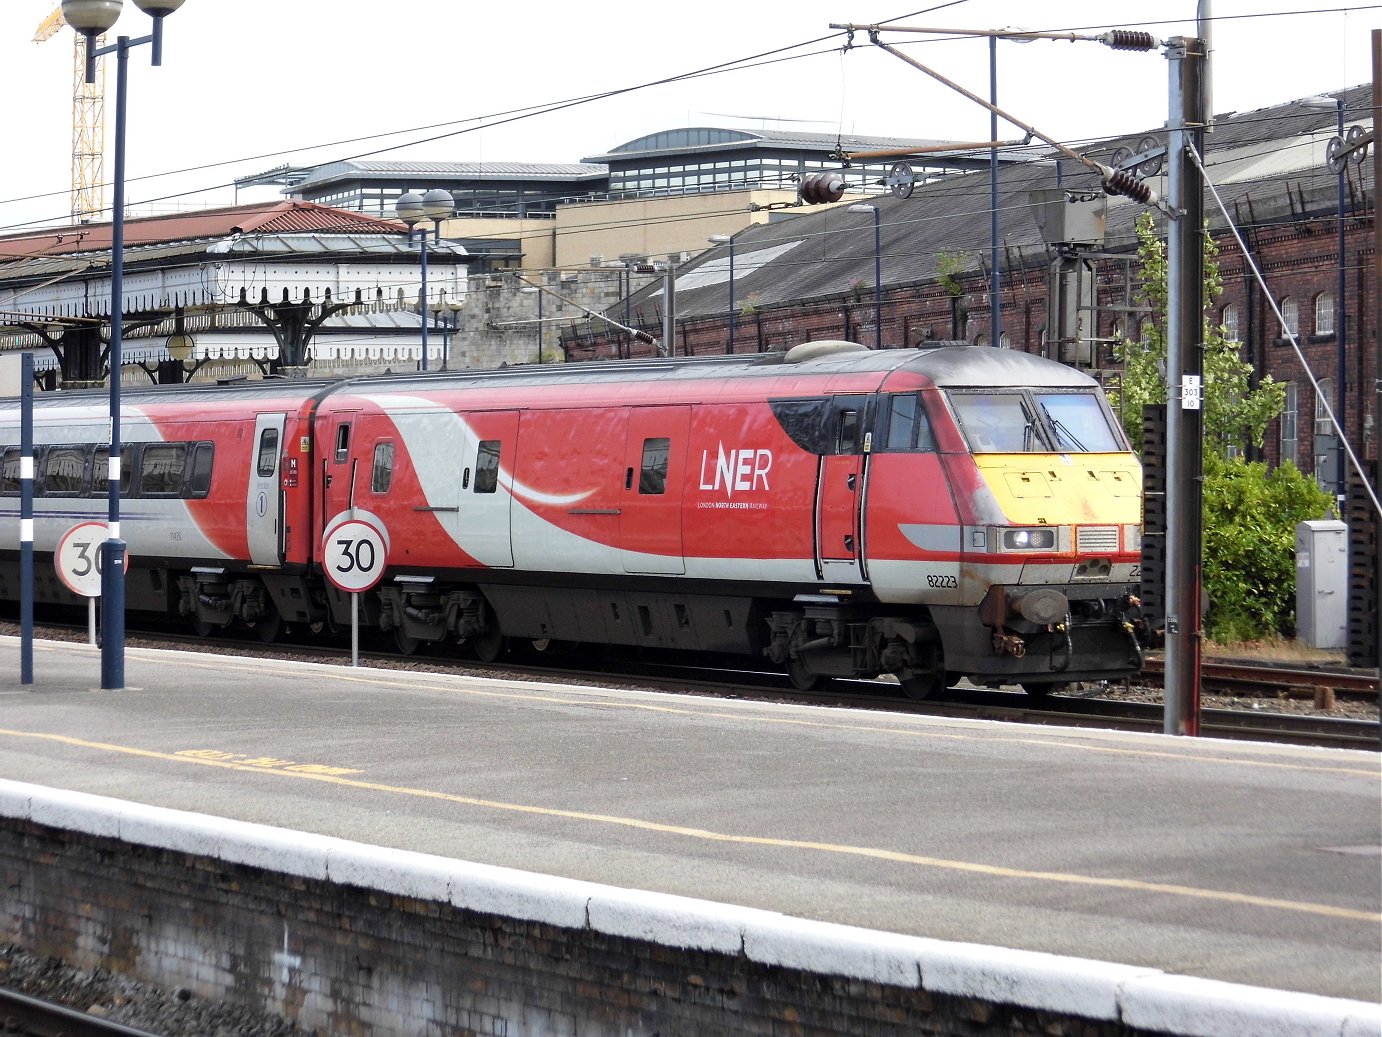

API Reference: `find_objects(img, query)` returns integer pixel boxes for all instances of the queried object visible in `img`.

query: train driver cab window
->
[883,393,935,452]
[256,428,280,477]
[949,393,1037,452]
[1033,393,1123,452]
[639,437,669,495]
[474,440,500,494]
[371,441,394,494]
[333,423,350,463]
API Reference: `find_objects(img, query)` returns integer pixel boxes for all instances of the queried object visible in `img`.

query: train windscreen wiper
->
[1040,403,1088,452]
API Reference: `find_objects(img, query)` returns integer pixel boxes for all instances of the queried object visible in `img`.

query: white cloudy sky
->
[0,1,1375,231]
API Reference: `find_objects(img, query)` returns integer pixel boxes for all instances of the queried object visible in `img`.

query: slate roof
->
[639,86,1373,324]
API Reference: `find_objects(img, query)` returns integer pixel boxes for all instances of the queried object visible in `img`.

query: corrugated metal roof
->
[584,126,980,163]
[295,159,608,190]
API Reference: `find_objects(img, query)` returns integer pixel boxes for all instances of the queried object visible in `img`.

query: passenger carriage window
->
[92,446,136,497]
[256,428,279,477]
[883,394,935,452]
[474,440,500,494]
[39,445,90,496]
[187,442,214,498]
[639,437,669,495]
[0,448,19,496]
[139,443,187,497]
[371,441,395,494]
[334,423,350,463]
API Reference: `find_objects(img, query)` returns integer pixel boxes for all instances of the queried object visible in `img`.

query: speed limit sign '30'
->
[322,515,388,593]
[56,521,129,598]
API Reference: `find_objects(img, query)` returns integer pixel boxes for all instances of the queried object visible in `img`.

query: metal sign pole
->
[1163,37,1207,736]
[19,352,33,684]
[352,592,360,668]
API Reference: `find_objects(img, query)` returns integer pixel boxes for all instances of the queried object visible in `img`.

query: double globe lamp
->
[394,189,455,372]
[61,0,188,691]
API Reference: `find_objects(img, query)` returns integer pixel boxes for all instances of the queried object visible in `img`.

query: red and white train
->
[0,341,1147,697]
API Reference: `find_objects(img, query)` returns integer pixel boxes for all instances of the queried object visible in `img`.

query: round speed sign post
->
[56,520,130,648]
[322,514,388,666]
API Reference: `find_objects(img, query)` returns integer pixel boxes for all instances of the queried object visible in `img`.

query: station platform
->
[0,635,1378,1033]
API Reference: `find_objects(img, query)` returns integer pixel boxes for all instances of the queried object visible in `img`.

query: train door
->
[247,413,286,566]
[451,410,518,568]
[814,395,868,584]
[621,405,689,574]
[319,411,358,528]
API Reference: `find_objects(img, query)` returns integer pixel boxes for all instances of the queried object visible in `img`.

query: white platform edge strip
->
[0,779,1377,1037]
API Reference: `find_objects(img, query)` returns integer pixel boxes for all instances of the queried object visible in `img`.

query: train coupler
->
[992,632,1027,657]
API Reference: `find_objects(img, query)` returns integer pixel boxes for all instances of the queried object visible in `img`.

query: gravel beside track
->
[0,946,310,1037]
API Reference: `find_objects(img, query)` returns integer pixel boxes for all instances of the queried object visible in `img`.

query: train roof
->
[12,344,1097,412]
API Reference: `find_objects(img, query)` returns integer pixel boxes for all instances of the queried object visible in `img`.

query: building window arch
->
[1280,296,1299,337]
[1221,303,1240,343]
[1315,377,1335,436]
[1280,382,1299,467]
[1314,292,1335,336]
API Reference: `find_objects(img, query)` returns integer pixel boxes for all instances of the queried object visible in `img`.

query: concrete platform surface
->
[0,636,1377,1005]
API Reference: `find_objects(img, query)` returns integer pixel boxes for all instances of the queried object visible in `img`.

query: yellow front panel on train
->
[974,454,1143,527]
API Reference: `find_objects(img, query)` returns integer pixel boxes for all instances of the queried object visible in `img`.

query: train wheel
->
[394,629,421,656]
[192,616,215,638]
[898,672,941,700]
[251,606,283,644]
[471,626,505,664]
[786,658,822,692]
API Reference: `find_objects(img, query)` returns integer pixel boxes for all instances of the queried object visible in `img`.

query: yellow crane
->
[33,5,106,223]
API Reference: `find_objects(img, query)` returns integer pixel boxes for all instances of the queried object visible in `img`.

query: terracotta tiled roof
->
[0,201,403,260]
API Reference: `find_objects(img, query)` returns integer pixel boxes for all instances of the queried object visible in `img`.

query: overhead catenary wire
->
[4,6,1373,233]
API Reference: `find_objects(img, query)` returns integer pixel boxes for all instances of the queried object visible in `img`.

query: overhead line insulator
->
[1100,30,1158,51]
[1103,168,1153,204]
[798,171,847,205]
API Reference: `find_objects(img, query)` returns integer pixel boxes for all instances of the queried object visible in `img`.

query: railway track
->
[1141,656,1379,700]
[0,986,162,1037]
[6,619,1379,751]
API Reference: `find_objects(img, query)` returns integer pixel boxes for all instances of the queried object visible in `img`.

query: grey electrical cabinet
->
[1295,520,1348,649]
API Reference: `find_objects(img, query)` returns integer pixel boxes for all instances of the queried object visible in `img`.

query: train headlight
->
[1001,527,1058,551]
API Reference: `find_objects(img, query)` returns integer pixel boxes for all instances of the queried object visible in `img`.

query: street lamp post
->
[707,235,735,354]
[63,0,187,691]
[394,189,454,372]
[847,204,882,348]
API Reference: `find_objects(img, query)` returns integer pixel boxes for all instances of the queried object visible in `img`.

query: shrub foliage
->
[1106,214,1330,640]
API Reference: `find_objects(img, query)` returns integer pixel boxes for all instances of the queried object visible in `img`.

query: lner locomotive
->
[0,341,1147,697]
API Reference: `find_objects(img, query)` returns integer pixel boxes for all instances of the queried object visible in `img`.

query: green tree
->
[1108,212,1285,455]
[1201,452,1333,641]
[1107,213,1330,641]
